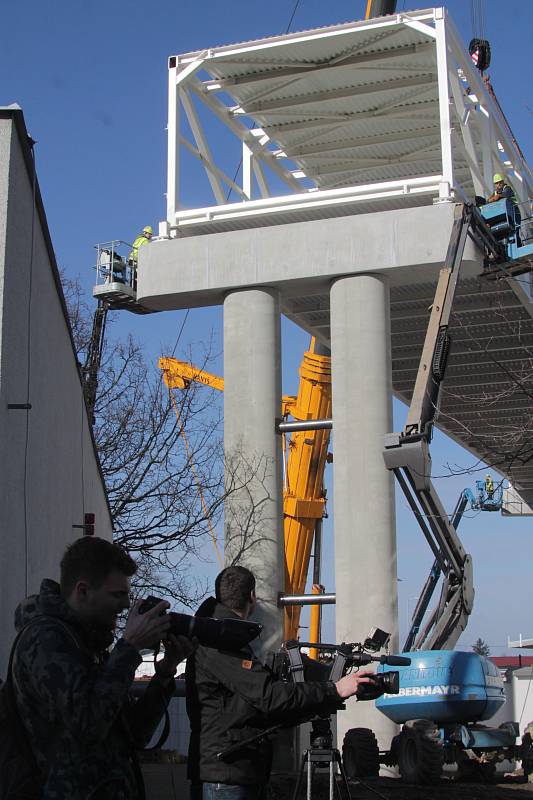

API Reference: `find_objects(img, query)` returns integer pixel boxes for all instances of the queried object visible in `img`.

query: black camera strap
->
[285,641,305,683]
[143,707,171,751]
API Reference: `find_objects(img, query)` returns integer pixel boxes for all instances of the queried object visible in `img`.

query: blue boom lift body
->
[480,198,533,265]
[377,650,505,726]
[375,651,519,780]
[341,202,533,785]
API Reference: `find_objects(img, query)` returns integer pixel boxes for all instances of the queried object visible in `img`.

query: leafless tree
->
[62,275,226,605]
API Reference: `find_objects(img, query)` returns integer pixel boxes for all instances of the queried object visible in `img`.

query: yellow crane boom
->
[159,357,225,393]
[159,341,332,644]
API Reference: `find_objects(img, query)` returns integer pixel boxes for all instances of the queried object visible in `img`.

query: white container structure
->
[161,7,532,238]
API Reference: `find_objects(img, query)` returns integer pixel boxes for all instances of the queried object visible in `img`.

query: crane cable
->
[167,385,223,567]
[470,0,486,43]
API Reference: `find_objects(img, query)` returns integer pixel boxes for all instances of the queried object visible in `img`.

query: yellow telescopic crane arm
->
[159,343,332,645]
[159,357,225,393]
[283,343,331,645]
[160,357,296,415]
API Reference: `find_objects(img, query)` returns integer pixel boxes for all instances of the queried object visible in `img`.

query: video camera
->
[274,627,411,702]
[277,628,411,753]
[138,594,262,651]
[218,628,410,761]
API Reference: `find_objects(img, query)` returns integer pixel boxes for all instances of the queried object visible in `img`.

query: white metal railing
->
[169,175,441,232]
[508,634,533,649]
[517,200,533,245]
[94,240,135,289]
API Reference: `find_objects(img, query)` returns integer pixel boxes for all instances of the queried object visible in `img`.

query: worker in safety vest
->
[128,225,153,266]
[488,173,522,245]
[128,225,153,288]
[485,473,494,499]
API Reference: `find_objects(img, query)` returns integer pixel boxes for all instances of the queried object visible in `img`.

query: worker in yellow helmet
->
[128,226,153,288]
[488,173,522,245]
[485,473,494,499]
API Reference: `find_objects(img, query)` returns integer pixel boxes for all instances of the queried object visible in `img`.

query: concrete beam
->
[138,204,480,312]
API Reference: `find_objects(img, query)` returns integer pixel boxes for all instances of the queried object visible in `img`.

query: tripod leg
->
[291,753,307,800]
[335,749,389,800]
[335,750,353,800]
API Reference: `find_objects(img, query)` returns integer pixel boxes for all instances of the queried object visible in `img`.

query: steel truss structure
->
[161,7,533,238]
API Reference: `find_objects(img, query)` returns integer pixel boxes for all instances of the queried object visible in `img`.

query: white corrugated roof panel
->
[177,10,444,199]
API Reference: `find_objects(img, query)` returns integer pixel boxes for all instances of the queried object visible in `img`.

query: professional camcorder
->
[274,627,411,702]
[138,594,262,650]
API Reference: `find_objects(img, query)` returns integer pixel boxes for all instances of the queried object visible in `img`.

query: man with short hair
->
[186,565,375,800]
[11,536,193,799]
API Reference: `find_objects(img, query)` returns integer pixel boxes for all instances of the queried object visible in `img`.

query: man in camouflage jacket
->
[11,537,193,800]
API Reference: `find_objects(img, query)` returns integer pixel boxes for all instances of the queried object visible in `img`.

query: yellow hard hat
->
[143,225,153,235]
[493,173,504,183]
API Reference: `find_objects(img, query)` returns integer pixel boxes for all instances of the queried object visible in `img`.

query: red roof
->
[491,656,533,668]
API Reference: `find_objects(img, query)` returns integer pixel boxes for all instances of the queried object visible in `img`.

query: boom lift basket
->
[92,240,155,314]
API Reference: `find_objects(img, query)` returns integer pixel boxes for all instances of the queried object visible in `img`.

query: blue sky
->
[2,1,532,654]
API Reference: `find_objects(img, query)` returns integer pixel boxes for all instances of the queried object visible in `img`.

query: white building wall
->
[512,668,533,732]
[490,667,533,734]
[0,109,112,674]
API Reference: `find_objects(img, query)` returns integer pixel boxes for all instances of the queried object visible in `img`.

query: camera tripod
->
[290,720,388,800]
[291,742,352,800]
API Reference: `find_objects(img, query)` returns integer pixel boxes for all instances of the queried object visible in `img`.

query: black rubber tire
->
[342,727,380,778]
[522,732,533,778]
[397,719,444,785]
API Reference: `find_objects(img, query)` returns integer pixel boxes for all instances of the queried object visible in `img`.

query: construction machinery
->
[84,241,159,419]
[481,197,533,277]
[403,477,502,655]
[81,300,108,423]
[159,339,332,647]
[340,202,533,784]
[92,240,154,314]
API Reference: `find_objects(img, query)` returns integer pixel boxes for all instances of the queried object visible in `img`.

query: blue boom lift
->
[403,478,503,654]
[341,201,533,785]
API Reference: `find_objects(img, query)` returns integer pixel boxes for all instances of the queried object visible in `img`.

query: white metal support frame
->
[435,9,454,200]
[166,59,180,227]
[161,8,532,237]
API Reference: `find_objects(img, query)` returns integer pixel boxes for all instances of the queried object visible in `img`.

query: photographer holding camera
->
[9,536,195,800]
[185,566,375,800]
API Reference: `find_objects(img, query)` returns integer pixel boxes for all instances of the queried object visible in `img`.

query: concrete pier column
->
[330,274,398,753]
[223,288,284,660]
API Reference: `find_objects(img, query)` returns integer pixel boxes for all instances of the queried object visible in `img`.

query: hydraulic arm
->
[82,300,108,423]
[384,204,504,651]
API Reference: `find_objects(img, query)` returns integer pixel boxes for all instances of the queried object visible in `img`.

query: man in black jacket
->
[186,566,374,800]
[11,536,194,799]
